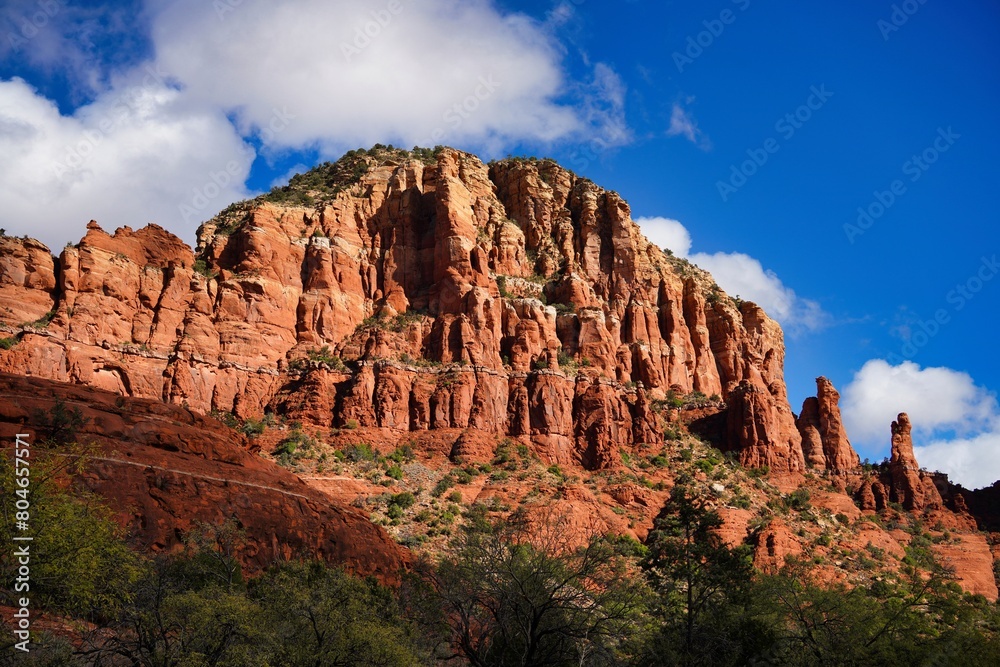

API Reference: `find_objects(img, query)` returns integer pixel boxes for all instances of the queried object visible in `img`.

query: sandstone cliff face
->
[0,235,57,325]
[0,149,805,472]
[0,373,409,581]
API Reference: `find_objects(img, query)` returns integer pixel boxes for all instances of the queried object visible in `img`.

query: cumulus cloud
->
[634,216,691,257]
[915,433,1000,491]
[0,76,253,250]
[688,251,827,332]
[149,0,621,155]
[841,359,1000,489]
[635,216,827,334]
[0,0,630,249]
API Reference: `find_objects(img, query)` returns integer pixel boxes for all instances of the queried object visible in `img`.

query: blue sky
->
[1,0,998,487]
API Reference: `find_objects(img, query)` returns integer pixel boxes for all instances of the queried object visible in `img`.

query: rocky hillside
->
[1,146,997,598]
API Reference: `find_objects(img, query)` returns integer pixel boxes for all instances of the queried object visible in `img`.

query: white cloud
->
[0,76,253,251]
[841,359,1000,489]
[0,0,630,249]
[915,433,1000,491]
[149,0,621,155]
[688,251,827,333]
[634,216,827,333]
[634,216,691,257]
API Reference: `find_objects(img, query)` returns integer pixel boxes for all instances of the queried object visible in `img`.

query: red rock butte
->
[0,147,996,598]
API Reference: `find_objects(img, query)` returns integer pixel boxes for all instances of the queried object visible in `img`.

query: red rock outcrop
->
[0,373,409,581]
[0,149,807,471]
[796,377,860,473]
[888,413,943,511]
[0,235,57,325]
[854,414,945,513]
[727,381,805,471]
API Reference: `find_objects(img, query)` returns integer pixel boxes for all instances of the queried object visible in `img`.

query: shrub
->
[388,443,416,464]
[389,492,415,510]
[344,443,377,462]
[786,488,811,511]
[25,310,56,328]
[193,259,217,278]
[0,336,18,350]
[241,419,266,437]
[433,475,456,497]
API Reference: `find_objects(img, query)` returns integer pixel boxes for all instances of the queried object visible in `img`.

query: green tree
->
[97,557,266,667]
[252,559,422,666]
[641,483,760,666]
[421,512,648,666]
[751,562,1000,666]
[0,447,142,622]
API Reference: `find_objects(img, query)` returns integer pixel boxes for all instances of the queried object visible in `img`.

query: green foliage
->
[192,258,217,278]
[419,516,649,666]
[785,487,812,512]
[389,492,416,511]
[241,418,266,438]
[307,345,346,370]
[388,443,416,464]
[0,451,143,622]
[272,429,319,463]
[664,389,685,409]
[642,483,756,665]
[496,275,511,298]
[0,336,18,350]
[210,409,240,429]
[343,442,377,462]
[23,310,56,329]
[432,474,456,498]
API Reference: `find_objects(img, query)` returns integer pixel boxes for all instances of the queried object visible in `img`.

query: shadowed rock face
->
[0,149,808,471]
[0,373,410,582]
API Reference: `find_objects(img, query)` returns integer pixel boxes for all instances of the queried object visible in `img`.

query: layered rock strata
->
[0,150,806,471]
